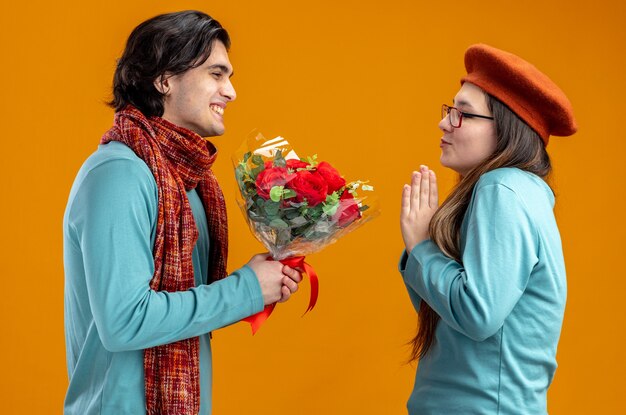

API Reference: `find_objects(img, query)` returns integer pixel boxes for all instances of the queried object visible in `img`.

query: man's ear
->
[154,74,172,95]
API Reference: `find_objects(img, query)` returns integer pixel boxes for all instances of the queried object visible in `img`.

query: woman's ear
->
[154,74,172,95]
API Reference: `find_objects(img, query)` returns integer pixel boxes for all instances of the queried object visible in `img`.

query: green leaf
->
[251,154,264,166]
[243,152,252,163]
[276,228,292,246]
[289,216,308,227]
[269,218,289,229]
[235,165,246,183]
[269,186,284,202]
[308,206,324,219]
[291,222,313,238]
[250,165,264,178]
[306,154,318,167]
[283,188,297,199]
[264,200,280,216]
[284,208,300,220]
[359,205,370,212]
[325,192,339,204]
[322,202,339,216]
[273,149,286,167]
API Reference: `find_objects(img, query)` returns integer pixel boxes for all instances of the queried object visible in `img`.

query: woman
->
[399,44,576,414]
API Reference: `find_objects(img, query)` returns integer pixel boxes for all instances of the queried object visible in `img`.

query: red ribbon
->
[243,256,318,334]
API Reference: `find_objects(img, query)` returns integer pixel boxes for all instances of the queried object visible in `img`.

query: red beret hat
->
[461,44,577,145]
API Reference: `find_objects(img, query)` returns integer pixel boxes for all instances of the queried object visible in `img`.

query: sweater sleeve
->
[398,252,422,312]
[401,183,538,341]
[68,158,264,352]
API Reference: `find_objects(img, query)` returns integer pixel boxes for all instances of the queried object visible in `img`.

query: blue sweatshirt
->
[399,168,566,415]
[63,141,264,414]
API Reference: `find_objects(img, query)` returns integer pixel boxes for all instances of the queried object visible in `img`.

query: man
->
[63,10,302,415]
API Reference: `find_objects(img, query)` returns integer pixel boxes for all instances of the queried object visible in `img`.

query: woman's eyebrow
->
[453,98,474,109]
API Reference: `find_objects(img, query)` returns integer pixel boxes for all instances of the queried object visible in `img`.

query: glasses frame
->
[441,104,494,128]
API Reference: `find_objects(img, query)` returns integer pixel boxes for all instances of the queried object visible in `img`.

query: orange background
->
[0,0,624,413]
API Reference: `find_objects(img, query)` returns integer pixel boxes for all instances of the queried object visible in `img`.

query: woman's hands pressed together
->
[400,165,439,254]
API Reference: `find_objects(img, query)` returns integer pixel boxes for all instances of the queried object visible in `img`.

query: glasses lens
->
[441,104,448,120]
[450,107,461,127]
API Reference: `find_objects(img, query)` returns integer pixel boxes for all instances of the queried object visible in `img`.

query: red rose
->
[316,161,346,194]
[265,159,309,170]
[287,170,328,207]
[256,167,288,200]
[286,159,310,170]
[332,190,361,227]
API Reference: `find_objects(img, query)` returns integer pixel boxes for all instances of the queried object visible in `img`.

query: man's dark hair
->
[109,10,230,117]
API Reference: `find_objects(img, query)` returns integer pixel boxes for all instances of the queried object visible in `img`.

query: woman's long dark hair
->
[109,10,230,117]
[408,92,552,362]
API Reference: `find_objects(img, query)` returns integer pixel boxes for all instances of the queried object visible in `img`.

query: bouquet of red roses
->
[233,132,378,332]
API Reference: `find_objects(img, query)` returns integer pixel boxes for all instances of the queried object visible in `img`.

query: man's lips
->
[440,138,451,146]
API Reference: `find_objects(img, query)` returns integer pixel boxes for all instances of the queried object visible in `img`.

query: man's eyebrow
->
[207,64,234,77]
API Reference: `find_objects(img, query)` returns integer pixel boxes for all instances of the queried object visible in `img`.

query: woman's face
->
[438,82,497,176]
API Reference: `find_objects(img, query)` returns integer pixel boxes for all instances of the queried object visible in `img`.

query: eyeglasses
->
[441,104,494,128]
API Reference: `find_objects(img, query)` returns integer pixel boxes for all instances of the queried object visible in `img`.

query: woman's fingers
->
[429,169,438,208]
[410,171,421,211]
[405,167,437,213]
[420,166,430,209]
[401,184,411,218]
[400,166,438,253]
